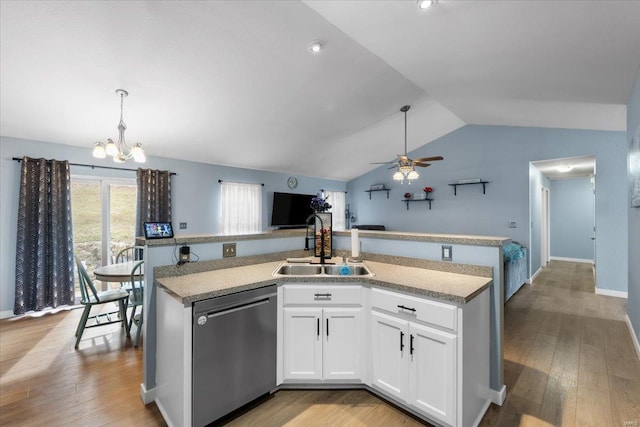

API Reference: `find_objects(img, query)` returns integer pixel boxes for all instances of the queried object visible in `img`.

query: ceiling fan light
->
[393,170,404,181]
[92,142,106,159]
[407,169,420,180]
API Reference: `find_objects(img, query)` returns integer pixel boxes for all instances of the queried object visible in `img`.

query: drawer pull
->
[400,331,405,351]
[397,304,416,313]
[314,293,332,298]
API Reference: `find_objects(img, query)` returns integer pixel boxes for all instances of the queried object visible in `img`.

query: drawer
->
[283,285,362,306]
[371,287,457,331]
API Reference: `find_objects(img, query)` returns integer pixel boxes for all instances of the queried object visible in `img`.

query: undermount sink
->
[273,263,373,277]
[321,265,372,276]
[274,265,323,276]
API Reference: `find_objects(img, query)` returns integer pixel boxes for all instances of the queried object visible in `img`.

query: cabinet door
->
[370,311,409,401]
[408,322,456,426]
[283,307,322,380]
[323,307,362,380]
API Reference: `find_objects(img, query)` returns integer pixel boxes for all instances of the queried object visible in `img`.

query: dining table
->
[94,260,144,283]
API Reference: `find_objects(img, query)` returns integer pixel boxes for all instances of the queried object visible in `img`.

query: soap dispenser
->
[339,256,351,276]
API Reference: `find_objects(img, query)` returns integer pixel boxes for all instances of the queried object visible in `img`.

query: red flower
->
[404,192,411,199]
[423,186,433,193]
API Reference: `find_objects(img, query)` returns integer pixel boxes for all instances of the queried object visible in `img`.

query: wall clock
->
[287,177,298,189]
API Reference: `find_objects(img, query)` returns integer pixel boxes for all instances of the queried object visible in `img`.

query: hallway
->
[481,260,640,426]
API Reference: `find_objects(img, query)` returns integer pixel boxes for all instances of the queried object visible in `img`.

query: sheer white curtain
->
[325,190,346,231]
[220,182,263,235]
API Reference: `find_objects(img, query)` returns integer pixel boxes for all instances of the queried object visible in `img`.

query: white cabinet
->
[409,321,456,426]
[371,311,456,426]
[282,285,363,383]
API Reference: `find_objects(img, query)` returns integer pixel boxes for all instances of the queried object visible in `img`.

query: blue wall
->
[550,178,594,261]
[628,67,640,348]
[0,136,345,316]
[348,125,628,292]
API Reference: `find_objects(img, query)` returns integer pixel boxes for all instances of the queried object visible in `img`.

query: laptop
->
[143,221,174,239]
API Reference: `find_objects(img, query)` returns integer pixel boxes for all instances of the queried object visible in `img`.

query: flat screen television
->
[270,192,315,228]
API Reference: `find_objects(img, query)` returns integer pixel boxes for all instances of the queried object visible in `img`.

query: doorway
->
[71,176,136,294]
[541,186,550,268]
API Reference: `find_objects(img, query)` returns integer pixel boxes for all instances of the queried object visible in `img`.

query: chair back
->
[75,257,100,304]
[129,260,144,305]
[115,246,144,264]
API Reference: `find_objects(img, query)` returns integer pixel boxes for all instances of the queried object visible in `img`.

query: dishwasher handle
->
[201,297,271,321]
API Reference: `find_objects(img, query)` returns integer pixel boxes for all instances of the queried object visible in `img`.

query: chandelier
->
[92,89,145,163]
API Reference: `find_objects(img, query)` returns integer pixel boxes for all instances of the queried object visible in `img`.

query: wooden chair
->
[126,260,144,348]
[74,257,130,349]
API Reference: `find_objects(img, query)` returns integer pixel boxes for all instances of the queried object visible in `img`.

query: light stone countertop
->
[138,228,509,247]
[155,259,492,305]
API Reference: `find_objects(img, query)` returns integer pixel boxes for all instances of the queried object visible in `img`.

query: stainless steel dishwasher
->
[192,285,277,427]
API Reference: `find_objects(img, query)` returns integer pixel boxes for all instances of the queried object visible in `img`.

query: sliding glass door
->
[71,176,136,293]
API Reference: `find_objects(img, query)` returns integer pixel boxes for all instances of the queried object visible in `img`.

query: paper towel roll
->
[351,228,359,258]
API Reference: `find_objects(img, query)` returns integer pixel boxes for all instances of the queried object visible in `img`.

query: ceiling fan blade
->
[413,162,432,168]
[370,161,395,165]
[413,156,444,162]
[387,165,399,170]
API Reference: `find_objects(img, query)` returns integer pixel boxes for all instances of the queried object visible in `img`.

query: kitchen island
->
[154,257,493,427]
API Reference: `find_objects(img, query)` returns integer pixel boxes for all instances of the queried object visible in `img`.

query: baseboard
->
[549,256,594,264]
[472,399,492,427]
[626,315,640,361]
[489,384,506,406]
[139,382,156,405]
[0,310,14,319]
[530,267,542,283]
[595,288,628,299]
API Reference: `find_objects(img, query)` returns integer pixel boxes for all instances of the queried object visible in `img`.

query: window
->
[71,176,136,294]
[220,182,263,235]
[325,190,346,231]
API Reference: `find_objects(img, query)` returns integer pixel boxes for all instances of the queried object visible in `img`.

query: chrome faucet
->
[306,213,327,264]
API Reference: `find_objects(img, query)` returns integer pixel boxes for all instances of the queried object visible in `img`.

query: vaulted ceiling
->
[1,1,639,181]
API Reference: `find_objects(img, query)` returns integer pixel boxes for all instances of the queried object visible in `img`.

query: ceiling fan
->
[371,105,443,181]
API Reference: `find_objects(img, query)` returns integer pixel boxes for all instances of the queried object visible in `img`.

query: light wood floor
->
[1,260,638,426]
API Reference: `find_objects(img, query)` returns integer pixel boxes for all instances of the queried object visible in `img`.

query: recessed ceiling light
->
[308,41,323,54]
[417,0,436,10]
[556,165,573,173]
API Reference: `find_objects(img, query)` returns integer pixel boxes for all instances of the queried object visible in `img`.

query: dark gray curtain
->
[135,168,172,237]
[14,157,75,315]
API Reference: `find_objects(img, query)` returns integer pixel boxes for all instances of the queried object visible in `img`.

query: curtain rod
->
[321,189,348,194]
[218,179,264,186]
[12,157,177,175]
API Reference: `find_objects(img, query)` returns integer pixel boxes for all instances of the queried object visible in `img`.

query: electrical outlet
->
[223,243,236,258]
[442,245,452,261]
[508,221,517,228]
[179,222,187,229]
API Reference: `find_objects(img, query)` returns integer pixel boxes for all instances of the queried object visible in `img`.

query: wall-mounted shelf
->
[403,198,433,210]
[448,181,489,195]
[365,188,390,199]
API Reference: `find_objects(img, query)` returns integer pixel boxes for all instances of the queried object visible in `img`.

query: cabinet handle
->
[400,331,405,351]
[326,318,329,337]
[397,304,416,312]
[410,334,415,355]
[317,318,320,337]
[314,293,332,298]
